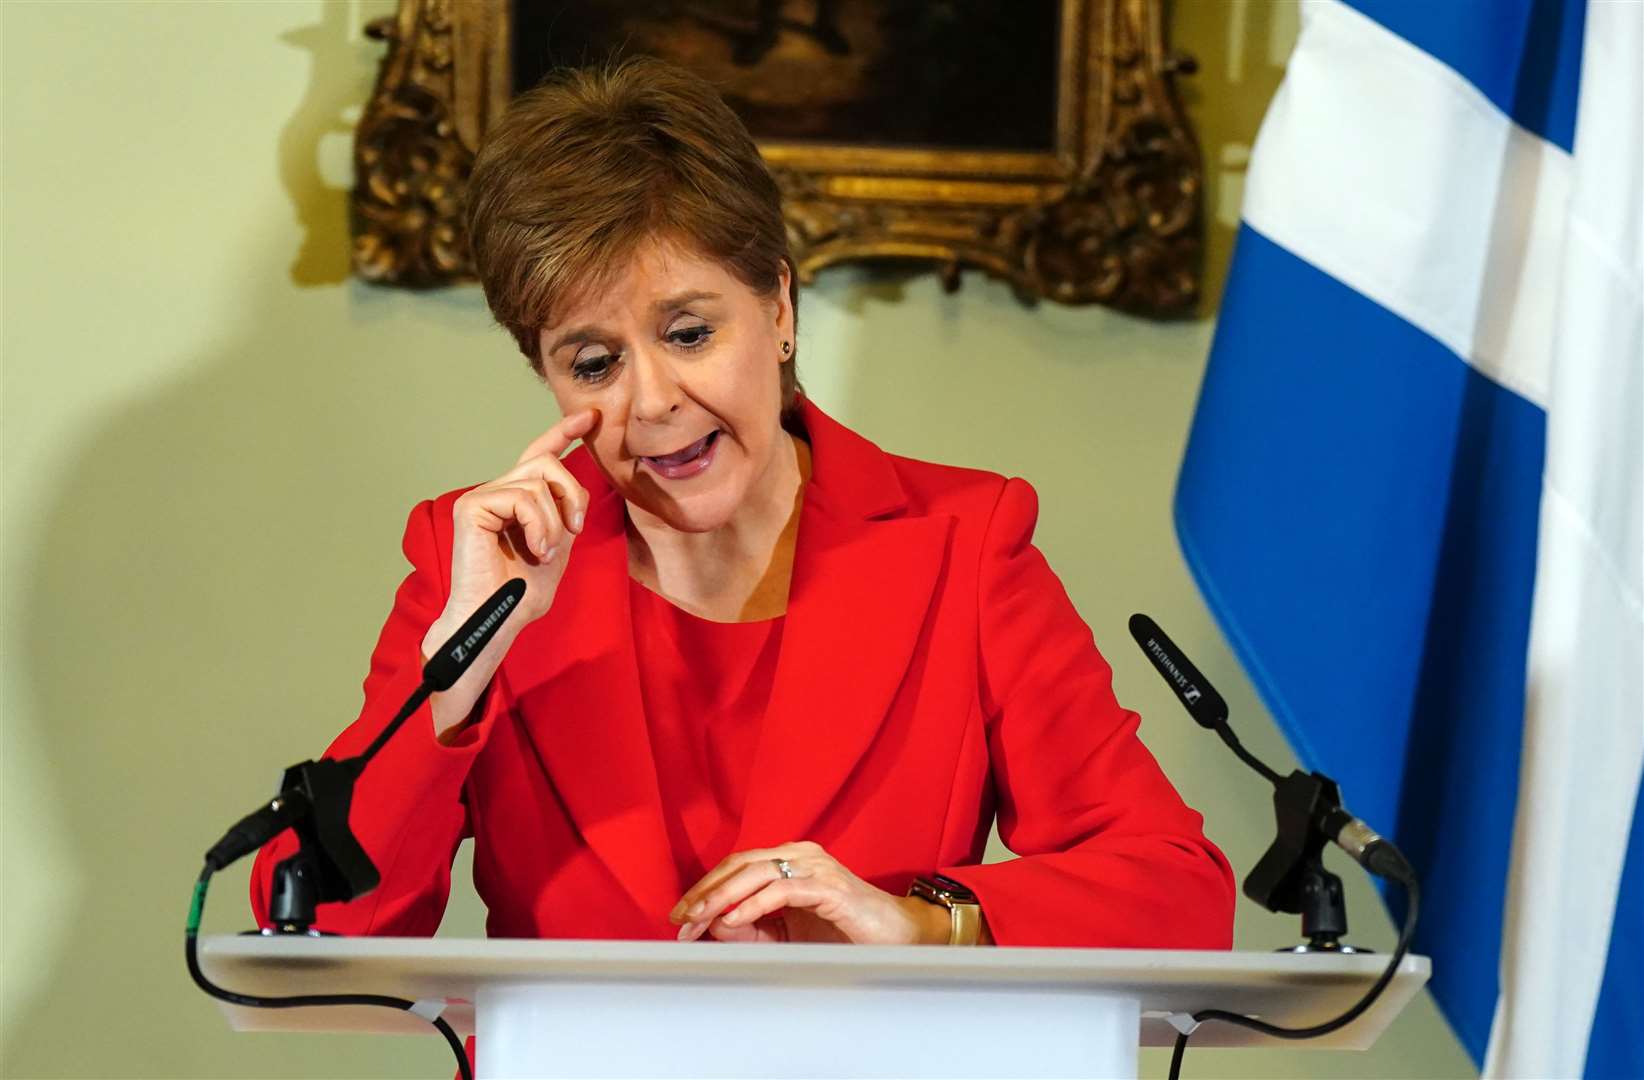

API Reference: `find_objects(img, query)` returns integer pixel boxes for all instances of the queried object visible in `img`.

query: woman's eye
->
[571,354,617,383]
[669,324,713,348]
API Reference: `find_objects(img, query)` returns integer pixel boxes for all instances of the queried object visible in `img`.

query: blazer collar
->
[791,395,911,520]
[507,398,950,929]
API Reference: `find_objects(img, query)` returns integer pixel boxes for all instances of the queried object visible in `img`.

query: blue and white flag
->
[1175,2,1641,1076]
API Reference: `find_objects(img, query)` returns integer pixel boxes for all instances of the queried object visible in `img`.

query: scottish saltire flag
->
[1174,1,1641,1076]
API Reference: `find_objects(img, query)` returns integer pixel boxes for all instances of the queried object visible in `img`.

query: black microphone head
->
[1128,613,1229,730]
[422,578,527,692]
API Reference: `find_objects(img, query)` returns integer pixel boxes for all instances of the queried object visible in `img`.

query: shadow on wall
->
[5,9,498,1078]
[1171,0,1294,316]
[7,285,505,1079]
[279,0,382,287]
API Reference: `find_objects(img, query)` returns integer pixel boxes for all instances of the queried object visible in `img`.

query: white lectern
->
[200,936,1429,1079]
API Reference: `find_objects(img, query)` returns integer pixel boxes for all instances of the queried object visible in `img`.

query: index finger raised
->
[515,408,599,467]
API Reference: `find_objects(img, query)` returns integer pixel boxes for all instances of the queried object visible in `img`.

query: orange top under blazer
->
[251,396,1236,947]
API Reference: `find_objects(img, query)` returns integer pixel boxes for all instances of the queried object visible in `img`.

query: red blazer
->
[252,397,1234,947]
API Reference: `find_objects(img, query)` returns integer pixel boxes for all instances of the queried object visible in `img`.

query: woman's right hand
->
[421,408,599,740]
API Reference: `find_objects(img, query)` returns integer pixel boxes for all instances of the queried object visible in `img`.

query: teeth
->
[647,431,715,467]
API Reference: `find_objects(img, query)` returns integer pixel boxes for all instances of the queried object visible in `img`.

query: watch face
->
[931,874,978,903]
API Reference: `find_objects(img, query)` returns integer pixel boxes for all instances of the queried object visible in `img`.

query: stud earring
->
[780,341,792,356]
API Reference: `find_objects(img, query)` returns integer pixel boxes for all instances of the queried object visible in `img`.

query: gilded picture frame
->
[351,0,1203,314]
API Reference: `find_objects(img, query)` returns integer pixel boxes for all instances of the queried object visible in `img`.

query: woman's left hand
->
[668,841,939,944]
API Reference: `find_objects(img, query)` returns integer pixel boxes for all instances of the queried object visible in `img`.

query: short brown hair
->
[465,57,800,409]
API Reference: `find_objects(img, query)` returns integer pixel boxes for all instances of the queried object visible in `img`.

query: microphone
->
[357,577,527,765]
[1128,613,1282,786]
[1128,614,1228,729]
[1128,614,1412,886]
[202,578,529,875]
[420,578,527,692]
[187,580,527,1080]
[1127,618,1424,1077]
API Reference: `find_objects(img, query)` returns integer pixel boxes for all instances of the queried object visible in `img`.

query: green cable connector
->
[187,876,210,935]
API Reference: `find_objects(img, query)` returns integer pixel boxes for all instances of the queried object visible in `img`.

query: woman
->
[252,58,1234,949]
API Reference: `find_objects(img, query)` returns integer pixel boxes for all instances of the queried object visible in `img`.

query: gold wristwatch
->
[908,874,982,946]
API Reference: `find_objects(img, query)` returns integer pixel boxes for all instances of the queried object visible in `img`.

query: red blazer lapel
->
[504,451,679,924]
[734,399,954,851]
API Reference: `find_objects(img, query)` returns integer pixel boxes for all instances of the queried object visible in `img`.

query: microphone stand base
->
[1278,938,1373,954]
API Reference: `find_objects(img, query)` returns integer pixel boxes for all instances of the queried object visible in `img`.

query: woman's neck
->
[626,433,809,622]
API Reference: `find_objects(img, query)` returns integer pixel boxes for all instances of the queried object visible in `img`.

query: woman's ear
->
[773,259,795,342]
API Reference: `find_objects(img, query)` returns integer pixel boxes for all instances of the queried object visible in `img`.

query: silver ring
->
[773,858,794,879]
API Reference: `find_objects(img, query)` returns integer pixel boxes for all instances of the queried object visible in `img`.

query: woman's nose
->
[628,347,685,423]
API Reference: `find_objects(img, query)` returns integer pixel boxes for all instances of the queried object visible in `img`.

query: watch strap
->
[946,898,982,946]
[908,874,982,946]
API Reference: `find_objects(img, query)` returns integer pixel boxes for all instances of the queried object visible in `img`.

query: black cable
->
[185,867,474,1080]
[1166,869,1419,1080]
[1168,1027,1189,1078]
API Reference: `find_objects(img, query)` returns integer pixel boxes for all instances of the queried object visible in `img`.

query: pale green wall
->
[1,2,1473,1077]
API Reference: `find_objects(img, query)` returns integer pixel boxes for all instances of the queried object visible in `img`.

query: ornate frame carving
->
[352,0,1202,314]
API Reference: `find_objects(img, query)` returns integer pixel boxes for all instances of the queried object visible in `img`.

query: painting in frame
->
[352,0,1204,313]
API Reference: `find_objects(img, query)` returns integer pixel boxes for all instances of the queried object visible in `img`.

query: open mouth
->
[641,429,721,479]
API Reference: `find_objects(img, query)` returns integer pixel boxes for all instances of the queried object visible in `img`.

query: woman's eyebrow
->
[547,327,603,355]
[548,291,721,352]
[653,290,721,313]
